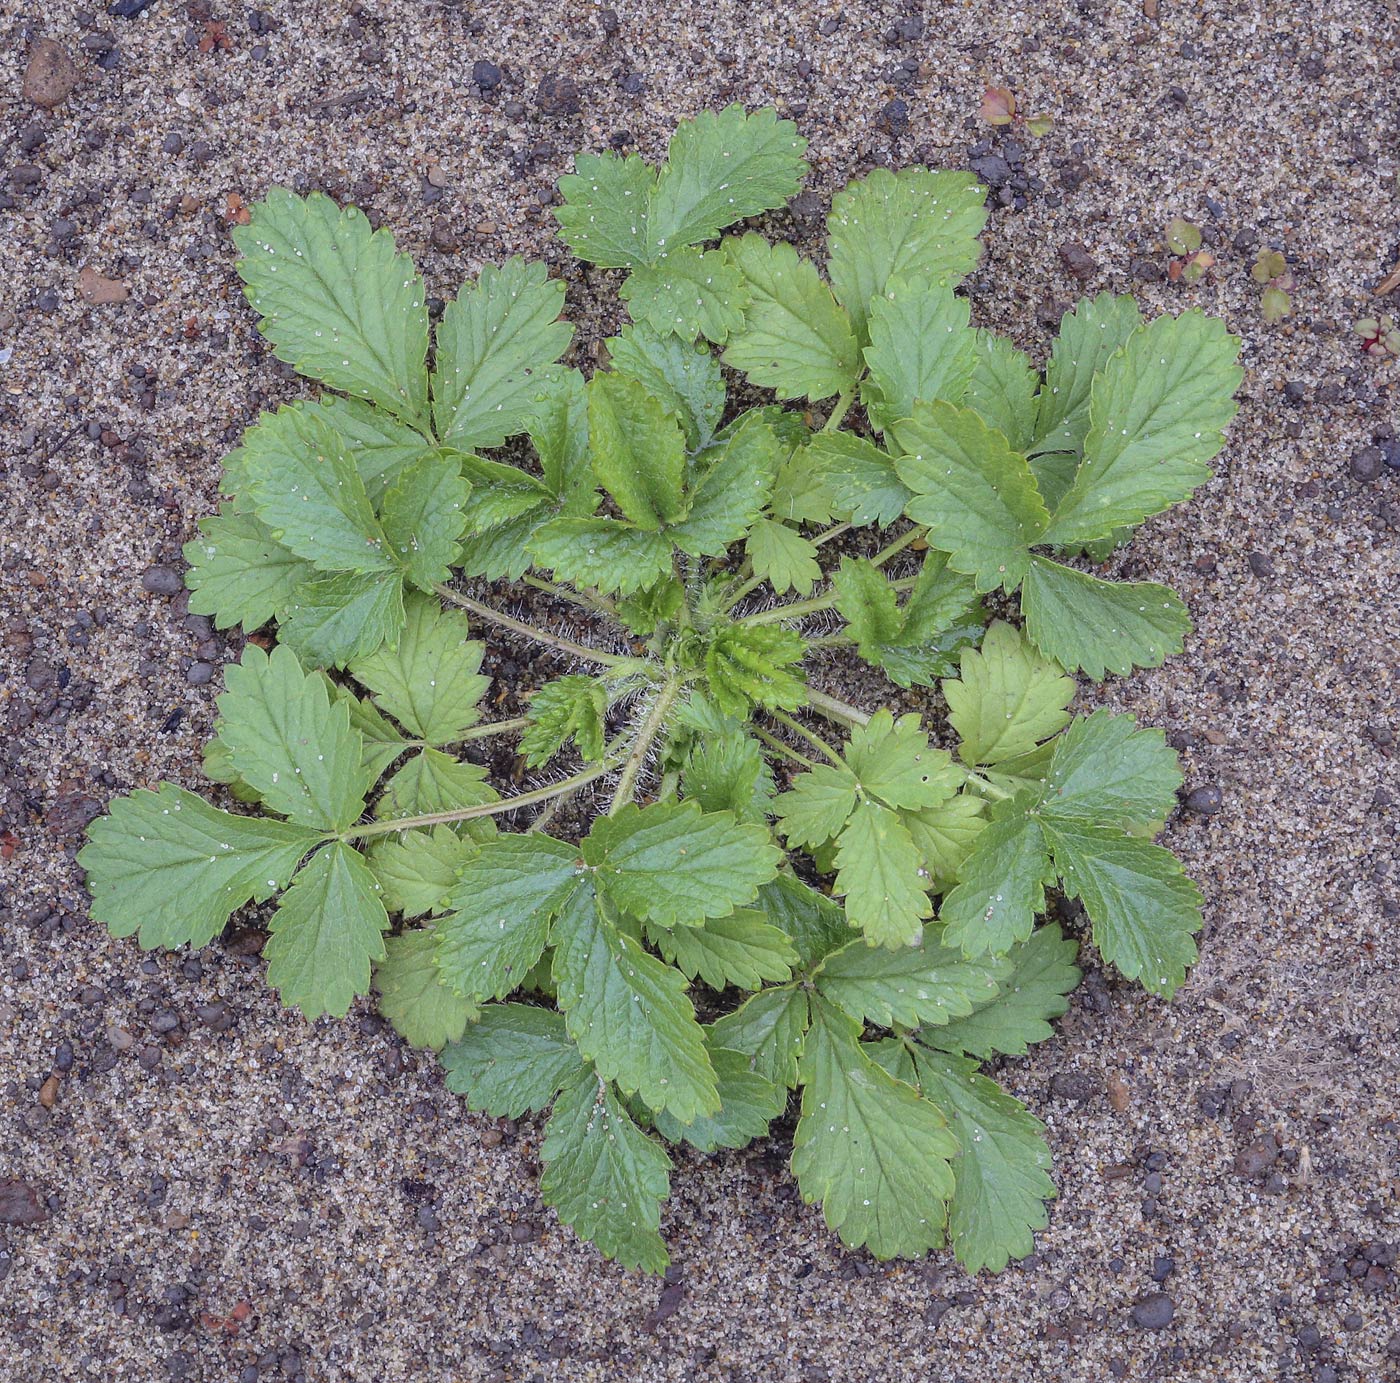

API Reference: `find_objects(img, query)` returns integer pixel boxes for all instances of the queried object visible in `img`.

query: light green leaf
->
[756,874,855,969]
[938,800,1048,956]
[815,934,1006,1029]
[328,680,411,779]
[588,371,688,529]
[201,735,261,804]
[648,104,807,254]
[775,763,859,850]
[528,517,673,596]
[79,785,319,950]
[861,279,976,433]
[650,1045,786,1152]
[875,554,985,689]
[1042,818,1201,996]
[826,168,987,343]
[792,996,957,1259]
[770,444,839,526]
[746,518,820,596]
[1031,293,1144,458]
[805,433,911,526]
[1021,556,1191,680]
[265,841,390,1019]
[606,325,724,451]
[983,740,1057,797]
[703,622,807,716]
[944,621,1075,766]
[313,395,433,500]
[218,644,371,830]
[646,909,797,991]
[926,923,1080,1059]
[681,730,775,824]
[551,885,719,1122]
[349,594,488,744]
[184,509,313,633]
[374,927,477,1050]
[1042,708,1182,833]
[586,801,781,928]
[431,257,573,450]
[277,570,406,669]
[367,824,477,918]
[541,1070,672,1274]
[1039,311,1242,545]
[722,234,859,402]
[528,367,592,498]
[246,412,393,574]
[379,453,469,591]
[441,1003,584,1116]
[521,676,609,768]
[620,247,748,343]
[670,414,781,557]
[892,401,1049,592]
[965,331,1039,453]
[455,457,553,538]
[832,557,901,649]
[907,1048,1056,1274]
[845,709,962,811]
[834,799,931,948]
[902,794,987,890]
[707,984,810,1090]
[234,188,429,426]
[374,748,497,819]
[556,150,658,268]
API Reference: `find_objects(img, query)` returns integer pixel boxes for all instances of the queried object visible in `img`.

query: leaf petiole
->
[434,584,633,669]
[769,708,847,768]
[608,678,682,814]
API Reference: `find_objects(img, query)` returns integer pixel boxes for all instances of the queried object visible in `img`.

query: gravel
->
[3,2,1398,1381]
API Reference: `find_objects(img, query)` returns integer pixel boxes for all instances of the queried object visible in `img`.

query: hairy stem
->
[435,584,630,668]
[522,574,619,619]
[608,679,681,814]
[870,525,927,568]
[751,725,821,771]
[339,761,622,842]
[453,716,530,743]
[812,521,853,548]
[739,590,841,627]
[821,389,855,434]
[770,708,847,767]
[805,687,873,729]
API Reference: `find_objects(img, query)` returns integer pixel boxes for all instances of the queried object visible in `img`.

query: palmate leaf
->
[722,235,860,402]
[378,452,469,591]
[927,923,1080,1059]
[541,1070,672,1274]
[442,1004,585,1117]
[833,799,931,948]
[775,762,858,850]
[431,257,573,451]
[373,927,477,1050]
[892,401,1049,593]
[650,1044,787,1152]
[1021,556,1191,679]
[805,433,911,527]
[937,799,1049,956]
[550,885,719,1122]
[265,841,390,1019]
[587,372,688,529]
[620,247,748,344]
[184,508,314,633]
[965,331,1039,453]
[78,785,320,950]
[367,823,479,918]
[902,794,988,889]
[861,278,977,433]
[218,644,372,831]
[707,984,810,1091]
[792,997,957,1260]
[703,623,807,716]
[585,800,781,928]
[373,749,497,819]
[233,189,430,426]
[529,517,673,596]
[521,675,609,768]
[555,150,657,268]
[944,621,1075,767]
[746,518,821,596]
[606,325,725,451]
[1039,310,1242,546]
[826,168,987,343]
[277,570,406,669]
[349,594,489,745]
[669,414,782,557]
[844,709,961,811]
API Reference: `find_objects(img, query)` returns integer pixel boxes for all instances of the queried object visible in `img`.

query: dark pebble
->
[185,661,216,686]
[161,132,184,155]
[1247,551,1275,578]
[1131,1293,1175,1330]
[109,0,157,15]
[1350,446,1383,481]
[0,1179,50,1226]
[1049,1071,1098,1102]
[1184,784,1223,816]
[1151,1255,1175,1282]
[472,60,501,90]
[1058,240,1097,281]
[969,153,1012,188]
[1283,380,1309,404]
[1234,1133,1280,1179]
[141,565,182,595]
[535,72,581,116]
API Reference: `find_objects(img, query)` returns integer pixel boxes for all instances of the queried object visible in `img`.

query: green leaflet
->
[805,433,911,527]
[965,331,1039,453]
[620,246,748,344]
[378,452,469,591]
[707,984,810,1091]
[703,623,807,716]
[670,414,782,558]
[184,508,314,633]
[681,730,775,824]
[431,258,573,451]
[78,785,320,951]
[442,1004,585,1117]
[722,234,860,402]
[649,1045,787,1152]
[265,841,390,1019]
[1020,555,1191,679]
[373,748,497,820]
[588,372,688,529]
[277,569,407,669]
[554,150,657,268]
[861,278,976,433]
[646,909,797,992]
[521,676,609,768]
[373,927,477,1050]
[1041,708,1182,833]
[367,824,478,918]
[528,516,673,595]
[826,168,987,343]
[233,188,430,426]
[606,325,725,451]
[937,800,1048,956]
[833,799,931,948]
[756,874,856,969]
[746,518,821,597]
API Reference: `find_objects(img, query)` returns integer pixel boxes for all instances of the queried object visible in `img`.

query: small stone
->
[535,72,581,117]
[472,60,501,90]
[78,266,130,305]
[1350,446,1384,481]
[1247,551,1275,578]
[1282,380,1309,405]
[1058,241,1097,281]
[142,565,182,595]
[1050,1071,1098,1103]
[161,131,184,155]
[1151,1256,1175,1282]
[0,1180,49,1226]
[23,39,81,110]
[1106,1072,1131,1113]
[1184,783,1223,815]
[38,1074,60,1109]
[1130,1293,1175,1330]
[107,1025,135,1052]
[969,153,1013,188]
[185,661,216,686]
[1234,1133,1280,1179]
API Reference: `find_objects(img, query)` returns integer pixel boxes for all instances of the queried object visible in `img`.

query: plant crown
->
[80,106,1241,1274]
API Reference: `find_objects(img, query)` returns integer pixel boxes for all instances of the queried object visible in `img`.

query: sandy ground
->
[2,1,1399,1380]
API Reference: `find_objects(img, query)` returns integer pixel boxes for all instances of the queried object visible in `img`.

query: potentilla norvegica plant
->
[79,106,1242,1273]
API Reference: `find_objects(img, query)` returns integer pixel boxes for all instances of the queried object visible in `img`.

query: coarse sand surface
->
[2,2,1398,1380]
